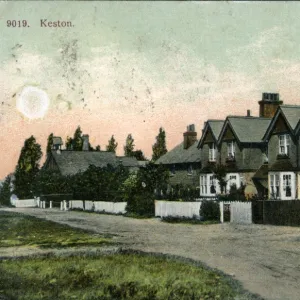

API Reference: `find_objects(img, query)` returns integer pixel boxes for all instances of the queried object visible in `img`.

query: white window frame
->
[269,172,295,200]
[225,173,241,193]
[200,174,219,196]
[227,141,235,159]
[209,143,216,162]
[279,134,290,156]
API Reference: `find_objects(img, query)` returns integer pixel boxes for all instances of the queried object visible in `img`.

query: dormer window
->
[279,134,290,156]
[209,143,216,162]
[227,141,235,159]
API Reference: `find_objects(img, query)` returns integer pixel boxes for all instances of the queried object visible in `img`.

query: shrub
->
[200,200,220,221]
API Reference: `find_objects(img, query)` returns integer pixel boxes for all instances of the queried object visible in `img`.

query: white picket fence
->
[67,200,127,214]
[13,198,39,208]
[220,201,252,224]
[155,200,202,218]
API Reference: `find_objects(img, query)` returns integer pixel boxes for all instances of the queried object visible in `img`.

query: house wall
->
[201,143,220,168]
[268,134,297,168]
[169,163,201,187]
[220,142,265,171]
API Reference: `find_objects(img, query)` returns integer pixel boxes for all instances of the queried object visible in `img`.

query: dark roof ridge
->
[227,116,271,120]
[280,104,300,108]
[206,119,224,122]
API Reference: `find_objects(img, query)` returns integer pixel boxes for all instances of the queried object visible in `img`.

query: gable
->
[222,125,235,141]
[203,129,215,144]
[272,113,291,135]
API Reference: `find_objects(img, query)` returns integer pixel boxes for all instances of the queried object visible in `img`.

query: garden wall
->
[14,198,39,208]
[155,200,202,218]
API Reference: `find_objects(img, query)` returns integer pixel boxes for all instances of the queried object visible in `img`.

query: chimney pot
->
[82,134,89,151]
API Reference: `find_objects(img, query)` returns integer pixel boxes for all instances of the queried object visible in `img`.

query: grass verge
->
[0,211,111,249]
[0,250,261,300]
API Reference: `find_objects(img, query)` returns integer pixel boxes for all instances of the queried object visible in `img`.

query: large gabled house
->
[263,105,300,200]
[217,115,271,196]
[197,120,224,198]
[155,124,201,188]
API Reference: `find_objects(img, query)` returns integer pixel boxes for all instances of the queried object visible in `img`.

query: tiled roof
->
[225,116,271,143]
[50,150,118,176]
[268,158,296,172]
[155,141,201,164]
[280,105,300,130]
[198,120,224,148]
[116,156,139,167]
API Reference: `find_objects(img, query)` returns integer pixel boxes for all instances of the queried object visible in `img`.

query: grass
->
[0,211,111,249]
[161,216,219,225]
[0,251,259,300]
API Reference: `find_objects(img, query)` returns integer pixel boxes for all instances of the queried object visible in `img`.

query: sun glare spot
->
[16,86,50,119]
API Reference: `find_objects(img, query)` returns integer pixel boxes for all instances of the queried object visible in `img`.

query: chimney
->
[247,110,251,117]
[82,134,89,151]
[52,136,63,150]
[183,124,197,149]
[258,92,283,118]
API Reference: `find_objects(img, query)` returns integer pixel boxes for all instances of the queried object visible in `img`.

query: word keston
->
[40,19,74,28]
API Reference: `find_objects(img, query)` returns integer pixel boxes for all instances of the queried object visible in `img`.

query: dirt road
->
[1,208,300,300]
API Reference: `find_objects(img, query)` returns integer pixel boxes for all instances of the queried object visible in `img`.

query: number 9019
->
[7,20,29,27]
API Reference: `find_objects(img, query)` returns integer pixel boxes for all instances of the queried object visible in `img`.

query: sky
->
[1,1,300,179]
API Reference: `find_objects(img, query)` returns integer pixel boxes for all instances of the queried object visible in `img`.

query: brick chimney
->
[183,124,197,149]
[259,93,283,118]
[82,134,89,151]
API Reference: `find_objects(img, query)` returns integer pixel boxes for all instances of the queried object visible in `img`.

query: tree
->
[152,127,167,161]
[72,126,83,151]
[14,136,42,199]
[132,150,147,161]
[124,134,135,157]
[95,145,101,151]
[212,164,227,194]
[46,133,54,156]
[65,136,73,150]
[0,176,11,206]
[106,135,118,153]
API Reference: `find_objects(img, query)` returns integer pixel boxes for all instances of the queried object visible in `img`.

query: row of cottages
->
[43,135,141,176]
[156,92,300,200]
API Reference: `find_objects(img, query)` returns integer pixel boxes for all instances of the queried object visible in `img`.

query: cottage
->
[263,105,300,200]
[197,120,224,198]
[44,135,140,175]
[155,124,201,188]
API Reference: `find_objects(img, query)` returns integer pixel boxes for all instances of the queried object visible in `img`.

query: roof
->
[219,116,271,143]
[116,156,139,167]
[264,105,300,140]
[268,158,296,172]
[155,141,201,164]
[53,136,63,145]
[49,150,117,176]
[197,120,224,148]
[253,164,268,180]
[280,105,300,130]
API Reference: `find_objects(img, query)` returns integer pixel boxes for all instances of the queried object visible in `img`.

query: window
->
[187,165,193,175]
[227,141,235,159]
[270,174,279,199]
[209,143,216,162]
[200,174,218,196]
[170,164,176,176]
[283,174,292,197]
[225,173,241,193]
[269,172,295,200]
[279,134,290,155]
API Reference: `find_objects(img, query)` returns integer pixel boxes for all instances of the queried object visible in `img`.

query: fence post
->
[60,201,63,210]
[220,202,224,223]
[49,201,52,209]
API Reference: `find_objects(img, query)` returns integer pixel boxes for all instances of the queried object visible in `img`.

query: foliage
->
[132,149,147,161]
[161,184,198,202]
[0,251,246,300]
[124,162,169,216]
[152,127,167,161]
[71,164,129,201]
[200,200,220,221]
[95,145,101,151]
[72,126,83,151]
[161,216,219,225]
[212,164,227,193]
[46,133,54,156]
[106,135,118,153]
[0,176,11,206]
[14,136,43,199]
[124,133,135,156]
[32,169,72,196]
[218,184,247,202]
[65,136,73,150]
[0,211,111,248]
